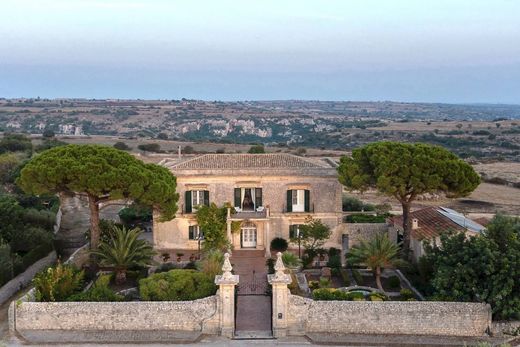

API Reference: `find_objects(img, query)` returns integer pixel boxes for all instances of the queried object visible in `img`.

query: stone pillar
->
[264,222,271,257]
[268,252,292,337]
[215,253,239,338]
[226,208,233,250]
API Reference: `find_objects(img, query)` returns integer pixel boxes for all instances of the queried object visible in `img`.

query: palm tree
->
[91,226,155,284]
[346,233,404,292]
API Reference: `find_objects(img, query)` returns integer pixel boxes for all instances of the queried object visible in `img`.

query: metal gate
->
[236,270,269,296]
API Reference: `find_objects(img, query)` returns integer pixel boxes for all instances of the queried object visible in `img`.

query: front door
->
[241,225,257,248]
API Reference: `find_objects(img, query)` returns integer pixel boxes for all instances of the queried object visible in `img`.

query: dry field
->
[473,162,520,184]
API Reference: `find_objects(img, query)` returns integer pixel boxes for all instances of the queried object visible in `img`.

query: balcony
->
[227,207,270,221]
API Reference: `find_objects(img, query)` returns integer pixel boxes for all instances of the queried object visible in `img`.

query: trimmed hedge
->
[139,269,216,301]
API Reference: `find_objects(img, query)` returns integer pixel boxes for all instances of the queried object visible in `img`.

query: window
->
[289,224,302,239]
[188,225,203,240]
[286,189,310,212]
[185,190,209,213]
[234,187,263,211]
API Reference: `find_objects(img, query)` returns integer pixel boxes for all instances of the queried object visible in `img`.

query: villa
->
[153,153,344,256]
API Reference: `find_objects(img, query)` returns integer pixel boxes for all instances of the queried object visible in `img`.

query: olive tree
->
[337,142,480,258]
[17,145,178,250]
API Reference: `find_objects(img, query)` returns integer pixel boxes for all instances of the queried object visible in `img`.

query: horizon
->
[1,0,519,103]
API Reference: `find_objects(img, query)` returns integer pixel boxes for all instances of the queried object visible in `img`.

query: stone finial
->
[274,252,286,280]
[221,253,234,281]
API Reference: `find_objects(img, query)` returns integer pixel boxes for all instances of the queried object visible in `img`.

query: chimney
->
[178,145,182,159]
[412,218,419,230]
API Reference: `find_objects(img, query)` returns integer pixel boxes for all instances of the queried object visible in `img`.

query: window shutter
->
[289,225,296,239]
[203,190,210,206]
[188,225,195,240]
[286,190,292,212]
[255,188,262,207]
[234,188,241,208]
[304,190,310,212]
[185,191,192,213]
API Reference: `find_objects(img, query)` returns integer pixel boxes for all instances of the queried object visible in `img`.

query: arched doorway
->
[241,221,257,248]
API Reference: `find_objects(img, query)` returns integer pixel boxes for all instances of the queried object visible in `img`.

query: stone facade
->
[282,293,492,337]
[154,154,343,255]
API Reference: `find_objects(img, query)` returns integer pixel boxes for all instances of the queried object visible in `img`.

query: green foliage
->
[339,269,350,286]
[266,258,275,274]
[326,254,342,269]
[0,243,13,286]
[424,215,520,320]
[197,250,223,279]
[113,141,131,151]
[139,269,216,301]
[33,263,84,302]
[85,219,124,244]
[342,195,375,212]
[42,129,55,138]
[400,288,414,300]
[282,252,301,269]
[351,269,364,285]
[368,292,389,301]
[0,133,32,154]
[248,144,265,153]
[195,203,230,251]
[67,275,123,302]
[344,213,389,223]
[118,204,152,224]
[308,280,320,291]
[91,226,155,284]
[17,145,178,249]
[34,139,67,152]
[270,237,288,252]
[291,217,331,256]
[137,143,161,152]
[312,288,350,301]
[319,277,331,288]
[388,275,401,289]
[347,233,404,291]
[338,141,480,256]
[0,153,21,184]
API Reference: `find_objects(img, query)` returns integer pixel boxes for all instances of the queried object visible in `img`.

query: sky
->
[0,0,519,103]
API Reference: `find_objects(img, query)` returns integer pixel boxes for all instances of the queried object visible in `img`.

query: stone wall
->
[286,294,491,337]
[0,251,56,306]
[10,296,221,343]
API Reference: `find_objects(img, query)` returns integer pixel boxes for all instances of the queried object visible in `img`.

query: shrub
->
[139,269,216,301]
[319,277,331,288]
[137,143,161,153]
[0,243,13,286]
[327,254,342,269]
[282,252,301,269]
[266,258,275,274]
[368,292,389,301]
[339,269,350,286]
[400,288,414,300]
[67,275,123,302]
[309,280,320,290]
[113,142,130,151]
[346,291,366,301]
[388,275,401,289]
[197,250,223,279]
[270,237,288,252]
[328,247,341,257]
[344,213,388,223]
[351,269,364,285]
[248,145,265,154]
[33,263,84,302]
[312,288,351,301]
[342,196,375,212]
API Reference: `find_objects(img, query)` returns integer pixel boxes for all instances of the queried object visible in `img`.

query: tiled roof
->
[390,206,485,240]
[169,154,328,170]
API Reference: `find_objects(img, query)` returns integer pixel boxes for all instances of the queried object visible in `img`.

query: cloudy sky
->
[0,0,519,103]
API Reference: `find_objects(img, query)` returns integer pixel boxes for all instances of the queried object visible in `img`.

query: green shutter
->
[286,190,292,212]
[289,225,296,239]
[234,188,241,208]
[255,188,262,208]
[185,191,192,213]
[188,225,195,240]
[304,190,310,212]
[203,190,210,206]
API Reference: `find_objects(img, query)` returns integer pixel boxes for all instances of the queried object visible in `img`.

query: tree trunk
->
[375,266,384,292]
[115,269,127,285]
[401,201,412,260]
[87,194,101,251]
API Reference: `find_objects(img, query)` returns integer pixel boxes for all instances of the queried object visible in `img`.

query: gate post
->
[215,253,239,338]
[268,252,292,338]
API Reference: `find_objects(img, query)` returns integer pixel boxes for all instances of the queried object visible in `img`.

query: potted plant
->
[176,252,184,262]
[189,253,196,262]
[162,253,170,263]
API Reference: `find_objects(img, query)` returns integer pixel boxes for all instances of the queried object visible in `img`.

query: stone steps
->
[233,330,274,340]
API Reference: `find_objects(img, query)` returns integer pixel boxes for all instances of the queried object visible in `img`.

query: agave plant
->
[91,226,155,284]
[346,233,405,292]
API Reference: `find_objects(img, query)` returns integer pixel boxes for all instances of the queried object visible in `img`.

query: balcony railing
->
[283,203,315,213]
[227,207,270,220]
